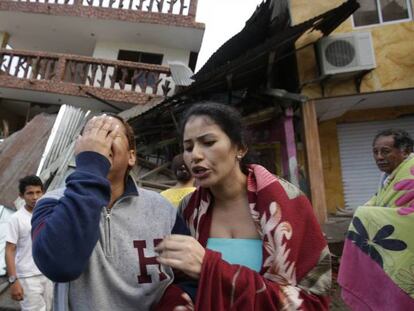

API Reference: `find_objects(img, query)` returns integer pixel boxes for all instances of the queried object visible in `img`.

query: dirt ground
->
[330,270,350,311]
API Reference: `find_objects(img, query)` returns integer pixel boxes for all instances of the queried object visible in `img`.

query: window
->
[353,0,412,27]
[116,50,163,84]
[117,50,163,65]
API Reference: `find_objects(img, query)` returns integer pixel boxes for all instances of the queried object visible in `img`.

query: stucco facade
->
[292,0,414,98]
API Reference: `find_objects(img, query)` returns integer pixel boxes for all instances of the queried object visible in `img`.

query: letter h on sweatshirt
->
[133,239,167,284]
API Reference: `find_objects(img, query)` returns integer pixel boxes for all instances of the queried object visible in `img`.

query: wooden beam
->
[137,157,174,178]
[301,100,327,224]
[242,107,279,126]
[139,180,171,191]
[137,137,178,154]
[139,162,171,180]
[156,180,177,185]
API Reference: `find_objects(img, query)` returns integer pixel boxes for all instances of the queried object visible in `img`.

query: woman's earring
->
[236,155,242,161]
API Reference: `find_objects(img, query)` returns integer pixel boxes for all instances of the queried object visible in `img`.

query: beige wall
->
[290,0,414,98]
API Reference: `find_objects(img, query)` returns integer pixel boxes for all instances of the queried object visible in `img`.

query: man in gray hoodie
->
[32,114,188,310]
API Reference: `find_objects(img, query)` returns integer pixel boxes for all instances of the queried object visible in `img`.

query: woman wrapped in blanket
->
[155,102,331,310]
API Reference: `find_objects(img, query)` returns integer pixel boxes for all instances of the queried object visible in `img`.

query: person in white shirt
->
[5,175,53,311]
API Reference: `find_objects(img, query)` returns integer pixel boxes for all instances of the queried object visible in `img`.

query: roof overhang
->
[130,0,360,120]
[0,4,204,55]
[315,88,414,121]
[0,86,133,116]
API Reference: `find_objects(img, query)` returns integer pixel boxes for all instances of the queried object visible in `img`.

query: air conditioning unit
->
[316,32,376,76]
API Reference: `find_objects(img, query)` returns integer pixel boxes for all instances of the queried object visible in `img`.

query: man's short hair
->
[18,175,44,194]
[373,129,414,153]
[82,114,136,154]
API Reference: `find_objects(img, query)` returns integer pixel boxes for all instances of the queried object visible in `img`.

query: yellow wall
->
[319,105,414,212]
[291,1,414,213]
[290,1,414,98]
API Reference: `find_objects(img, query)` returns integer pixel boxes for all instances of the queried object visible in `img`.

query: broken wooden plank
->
[137,157,174,178]
[138,161,171,180]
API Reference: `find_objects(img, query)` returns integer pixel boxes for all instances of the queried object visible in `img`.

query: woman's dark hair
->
[373,129,414,153]
[171,154,192,183]
[19,175,44,195]
[180,102,251,173]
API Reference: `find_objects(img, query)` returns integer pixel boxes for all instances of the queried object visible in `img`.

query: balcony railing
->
[5,0,197,16]
[0,49,174,99]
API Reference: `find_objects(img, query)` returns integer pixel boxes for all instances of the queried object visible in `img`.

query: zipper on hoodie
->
[102,197,131,257]
[103,206,112,257]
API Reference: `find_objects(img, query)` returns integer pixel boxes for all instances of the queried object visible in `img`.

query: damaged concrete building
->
[0,0,205,200]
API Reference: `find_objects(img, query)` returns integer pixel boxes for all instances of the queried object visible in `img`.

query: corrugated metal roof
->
[119,97,165,121]
[186,0,359,95]
[168,62,194,86]
[0,113,56,209]
[130,0,359,120]
[37,105,88,175]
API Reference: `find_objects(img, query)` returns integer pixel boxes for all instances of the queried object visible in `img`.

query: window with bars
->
[353,0,412,27]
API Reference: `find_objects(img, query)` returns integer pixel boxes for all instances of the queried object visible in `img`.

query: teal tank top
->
[206,238,263,272]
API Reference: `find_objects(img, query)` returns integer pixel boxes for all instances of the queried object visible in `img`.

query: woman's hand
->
[155,235,205,279]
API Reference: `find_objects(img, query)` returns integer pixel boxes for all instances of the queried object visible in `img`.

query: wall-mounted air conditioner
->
[316,32,376,76]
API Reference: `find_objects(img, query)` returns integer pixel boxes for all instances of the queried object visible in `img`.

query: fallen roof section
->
[130,0,359,121]
[0,113,56,209]
[119,97,165,121]
[184,0,360,97]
